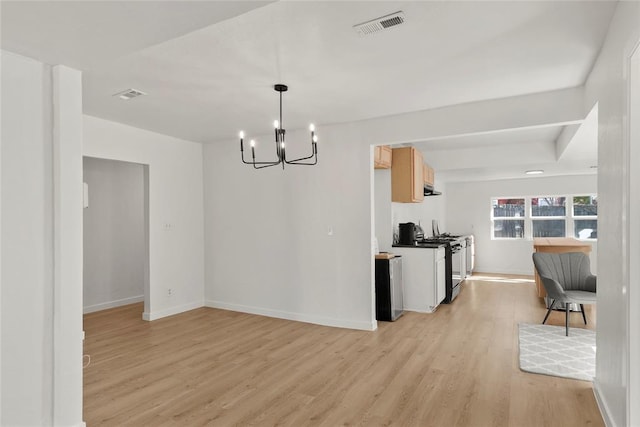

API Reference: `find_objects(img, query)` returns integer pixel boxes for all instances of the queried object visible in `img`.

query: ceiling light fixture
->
[525,169,544,175]
[239,84,318,170]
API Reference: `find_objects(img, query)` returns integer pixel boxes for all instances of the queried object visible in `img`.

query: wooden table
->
[533,238,592,298]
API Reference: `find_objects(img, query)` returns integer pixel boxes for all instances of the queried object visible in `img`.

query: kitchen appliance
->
[419,234,465,303]
[452,238,466,285]
[431,219,441,238]
[465,235,475,277]
[375,255,404,321]
[398,222,425,245]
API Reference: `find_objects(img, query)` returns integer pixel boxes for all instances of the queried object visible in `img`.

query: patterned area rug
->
[518,323,595,381]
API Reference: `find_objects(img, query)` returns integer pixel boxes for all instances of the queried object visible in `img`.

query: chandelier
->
[239,84,318,169]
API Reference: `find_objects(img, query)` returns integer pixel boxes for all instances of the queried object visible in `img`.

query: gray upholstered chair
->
[532,252,597,336]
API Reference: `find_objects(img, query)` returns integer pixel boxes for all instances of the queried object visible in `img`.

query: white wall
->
[373,147,449,254]
[583,3,640,427]
[446,175,598,275]
[392,180,447,240]
[204,125,376,330]
[83,115,205,321]
[1,49,54,427]
[1,51,84,427]
[628,39,640,427]
[83,157,146,313]
[202,82,589,333]
[374,168,393,251]
[374,162,447,253]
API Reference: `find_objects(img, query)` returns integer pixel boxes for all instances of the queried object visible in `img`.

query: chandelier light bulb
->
[309,124,315,132]
[239,131,245,139]
[313,135,318,143]
[250,139,256,148]
[274,120,279,129]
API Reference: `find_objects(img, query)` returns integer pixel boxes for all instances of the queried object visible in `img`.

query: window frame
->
[571,195,598,240]
[490,197,526,240]
[490,194,597,241]
[530,196,567,239]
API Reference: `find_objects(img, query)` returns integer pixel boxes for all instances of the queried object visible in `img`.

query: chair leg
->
[542,299,556,324]
[580,304,587,325]
[565,303,570,336]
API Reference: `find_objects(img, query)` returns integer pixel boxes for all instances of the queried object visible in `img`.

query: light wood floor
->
[84,275,602,426]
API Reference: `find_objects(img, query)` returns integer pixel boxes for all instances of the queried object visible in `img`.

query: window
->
[491,194,597,240]
[573,195,597,239]
[531,197,566,238]
[491,198,525,239]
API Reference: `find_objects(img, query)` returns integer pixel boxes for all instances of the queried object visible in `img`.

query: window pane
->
[532,219,565,237]
[492,198,525,218]
[575,219,597,239]
[493,219,524,238]
[573,195,597,216]
[531,197,566,217]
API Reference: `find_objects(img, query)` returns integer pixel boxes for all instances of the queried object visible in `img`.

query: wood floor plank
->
[84,275,603,426]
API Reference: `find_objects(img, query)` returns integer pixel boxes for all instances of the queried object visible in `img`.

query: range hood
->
[424,185,442,196]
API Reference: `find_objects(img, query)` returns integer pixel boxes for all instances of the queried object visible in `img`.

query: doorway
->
[82,157,150,316]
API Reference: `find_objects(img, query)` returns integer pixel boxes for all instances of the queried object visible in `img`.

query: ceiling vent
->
[353,11,405,36]
[113,88,147,100]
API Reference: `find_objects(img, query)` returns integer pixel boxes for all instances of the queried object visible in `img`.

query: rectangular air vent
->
[353,11,405,36]
[113,88,147,100]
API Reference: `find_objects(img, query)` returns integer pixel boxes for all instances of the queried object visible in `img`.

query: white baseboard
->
[472,269,534,277]
[204,300,377,331]
[142,300,204,321]
[83,295,144,314]
[593,379,616,427]
[403,306,436,314]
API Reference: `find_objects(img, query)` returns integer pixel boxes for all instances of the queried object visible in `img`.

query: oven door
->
[450,243,463,290]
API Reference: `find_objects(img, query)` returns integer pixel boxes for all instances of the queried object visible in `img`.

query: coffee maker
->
[398,222,425,245]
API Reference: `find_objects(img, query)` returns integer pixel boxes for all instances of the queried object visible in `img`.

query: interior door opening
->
[82,157,150,318]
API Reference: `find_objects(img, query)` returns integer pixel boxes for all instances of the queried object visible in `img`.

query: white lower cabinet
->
[392,246,446,313]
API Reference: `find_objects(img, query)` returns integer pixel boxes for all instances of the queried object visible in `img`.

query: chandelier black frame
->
[239,84,318,169]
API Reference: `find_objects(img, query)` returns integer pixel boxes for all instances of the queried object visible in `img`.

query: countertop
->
[392,242,446,249]
[533,237,592,249]
[374,253,399,259]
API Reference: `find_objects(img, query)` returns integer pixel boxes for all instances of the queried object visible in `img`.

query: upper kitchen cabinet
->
[391,147,424,203]
[374,145,392,169]
[423,163,435,188]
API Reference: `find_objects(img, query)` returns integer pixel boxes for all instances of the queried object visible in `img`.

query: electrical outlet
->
[168,288,173,296]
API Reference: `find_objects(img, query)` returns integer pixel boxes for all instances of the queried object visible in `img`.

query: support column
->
[52,65,84,427]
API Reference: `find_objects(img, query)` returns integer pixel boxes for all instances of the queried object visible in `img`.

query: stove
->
[418,235,465,303]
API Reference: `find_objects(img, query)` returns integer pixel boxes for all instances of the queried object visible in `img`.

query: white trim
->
[625,35,640,427]
[403,307,436,314]
[142,300,204,321]
[490,194,598,241]
[205,300,377,331]
[593,380,616,427]
[83,295,144,314]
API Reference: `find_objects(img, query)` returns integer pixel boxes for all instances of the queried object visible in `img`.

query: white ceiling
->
[0,1,616,182]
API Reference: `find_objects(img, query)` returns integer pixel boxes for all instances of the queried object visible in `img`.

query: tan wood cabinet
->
[374,145,392,169]
[533,238,592,298]
[391,147,424,203]
[423,163,435,188]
